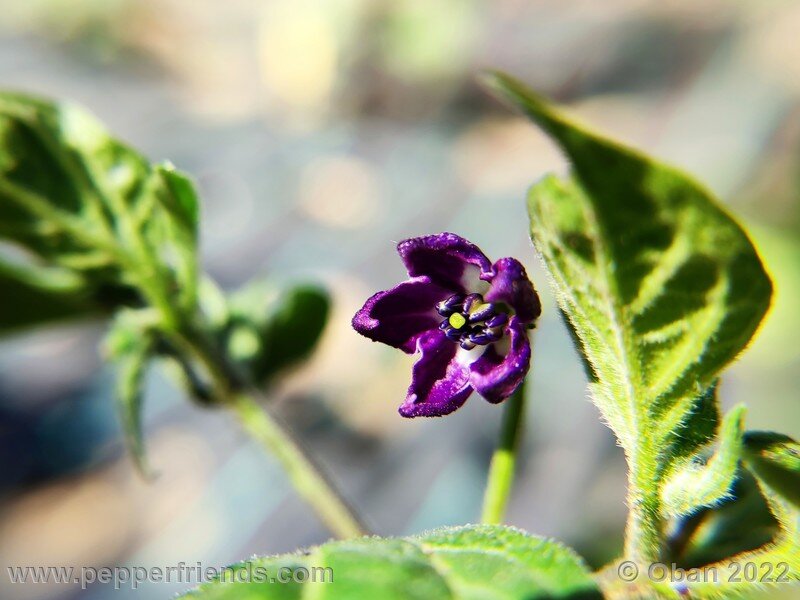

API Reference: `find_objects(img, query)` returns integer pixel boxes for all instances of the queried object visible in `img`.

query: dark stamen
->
[462,293,482,313]
[469,332,496,345]
[444,328,462,342]
[486,313,508,329]
[467,302,495,323]
[485,329,502,342]
[436,292,510,349]
[436,293,465,317]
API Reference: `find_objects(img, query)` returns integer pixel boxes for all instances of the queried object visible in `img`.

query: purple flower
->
[353,233,541,418]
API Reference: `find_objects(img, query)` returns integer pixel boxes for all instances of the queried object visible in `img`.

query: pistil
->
[437,293,508,350]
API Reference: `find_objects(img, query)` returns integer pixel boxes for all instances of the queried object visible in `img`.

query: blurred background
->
[0,0,799,598]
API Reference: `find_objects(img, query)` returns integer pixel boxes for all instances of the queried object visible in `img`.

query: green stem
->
[126,187,366,538]
[0,169,367,539]
[171,326,368,539]
[231,393,368,539]
[480,379,527,524]
[623,446,663,565]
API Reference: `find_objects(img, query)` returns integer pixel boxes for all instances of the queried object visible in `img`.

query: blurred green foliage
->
[0,92,331,476]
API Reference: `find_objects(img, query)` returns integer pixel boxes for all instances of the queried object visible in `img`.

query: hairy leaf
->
[663,382,720,466]
[743,432,800,509]
[729,437,800,594]
[688,489,799,599]
[665,470,779,569]
[483,73,772,461]
[182,525,602,600]
[661,405,746,517]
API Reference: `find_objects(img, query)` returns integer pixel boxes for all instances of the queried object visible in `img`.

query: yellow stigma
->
[448,313,466,329]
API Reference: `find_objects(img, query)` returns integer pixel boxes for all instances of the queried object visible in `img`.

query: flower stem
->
[231,393,368,539]
[480,379,527,524]
[171,326,368,539]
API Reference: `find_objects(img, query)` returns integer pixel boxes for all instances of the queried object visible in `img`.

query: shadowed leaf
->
[743,432,800,509]
[0,258,96,332]
[226,282,331,386]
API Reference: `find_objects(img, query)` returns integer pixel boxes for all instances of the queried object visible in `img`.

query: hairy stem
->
[624,444,663,565]
[480,379,527,524]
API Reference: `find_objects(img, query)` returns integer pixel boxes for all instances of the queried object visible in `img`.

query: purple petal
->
[352,277,450,353]
[399,329,473,417]
[484,257,541,324]
[397,233,492,293]
[469,316,531,403]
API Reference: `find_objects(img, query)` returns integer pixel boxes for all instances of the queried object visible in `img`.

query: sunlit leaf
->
[0,93,199,330]
[666,470,779,569]
[483,71,771,465]
[154,162,199,309]
[182,525,602,600]
[662,405,746,517]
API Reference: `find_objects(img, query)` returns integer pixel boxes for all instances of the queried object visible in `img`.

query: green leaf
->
[156,162,199,235]
[0,257,96,332]
[226,282,331,386]
[482,72,772,460]
[743,432,800,509]
[665,463,798,599]
[154,162,200,309]
[687,463,800,599]
[663,382,720,466]
[665,469,779,568]
[115,343,152,476]
[181,525,602,600]
[661,405,746,517]
[104,310,158,476]
[0,93,200,330]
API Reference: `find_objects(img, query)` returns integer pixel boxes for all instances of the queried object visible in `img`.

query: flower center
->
[436,293,509,350]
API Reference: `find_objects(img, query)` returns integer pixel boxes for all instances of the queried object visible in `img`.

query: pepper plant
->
[0,92,364,538]
[0,71,798,599]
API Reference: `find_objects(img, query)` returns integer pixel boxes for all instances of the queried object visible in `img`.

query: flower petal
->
[400,329,473,417]
[397,232,492,293]
[352,277,450,353]
[484,257,541,324]
[469,316,531,403]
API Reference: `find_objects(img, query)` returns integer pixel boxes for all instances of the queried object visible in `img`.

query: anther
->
[444,328,462,342]
[437,294,465,317]
[486,313,508,329]
[467,302,495,323]
[462,293,482,313]
[459,339,476,350]
[469,332,495,345]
